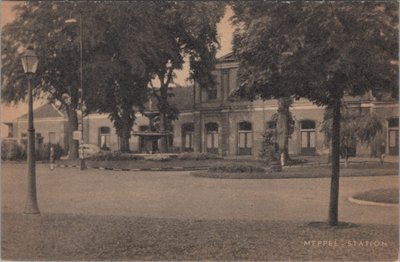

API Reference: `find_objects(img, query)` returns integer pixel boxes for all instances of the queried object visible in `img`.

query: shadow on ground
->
[2,212,398,261]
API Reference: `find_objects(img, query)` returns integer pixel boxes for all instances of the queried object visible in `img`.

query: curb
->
[54,161,394,172]
[347,196,398,207]
[56,164,208,172]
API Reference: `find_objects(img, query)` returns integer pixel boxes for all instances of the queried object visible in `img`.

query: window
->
[139,125,149,132]
[221,70,230,98]
[300,120,316,155]
[182,123,194,152]
[388,117,399,156]
[205,122,219,154]
[36,133,43,146]
[238,121,252,155]
[7,125,14,138]
[208,75,218,100]
[49,132,56,144]
[99,126,111,150]
[168,126,174,148]
[21,133,27,148]
[266,121,276,130]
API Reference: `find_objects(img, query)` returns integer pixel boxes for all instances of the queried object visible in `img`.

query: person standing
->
[50,145,55,171]
[380,142,386,165]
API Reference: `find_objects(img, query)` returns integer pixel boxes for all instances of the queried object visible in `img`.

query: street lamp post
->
[21,46,40,214]
[65,14,87,170]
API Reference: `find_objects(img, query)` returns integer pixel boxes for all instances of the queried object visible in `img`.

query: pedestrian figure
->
[50,145,55,171]
[380,142,385,165]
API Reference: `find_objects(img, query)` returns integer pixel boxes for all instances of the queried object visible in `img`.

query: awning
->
[132,131,173,138]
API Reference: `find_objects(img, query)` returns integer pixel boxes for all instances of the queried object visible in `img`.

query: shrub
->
[208,162,265,173]
[36,143,64,161]
[85,151,144,161]
[178,152,221,160]
[259,128,280,164]
[1,140,25,160]
[144,154,171,161]
[285,158,308,166]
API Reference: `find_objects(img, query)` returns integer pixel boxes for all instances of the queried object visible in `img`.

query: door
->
[238,122,252,155]
[389,129,399,155]
[300,120,316,155]
[388,118,399,156]
[205,123,219,154]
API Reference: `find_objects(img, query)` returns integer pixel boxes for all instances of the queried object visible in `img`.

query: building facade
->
[4,53,399,157]
[4,104,69,149]
[172,53,399,157]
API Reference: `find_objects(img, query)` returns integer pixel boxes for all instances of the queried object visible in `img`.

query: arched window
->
[208,75,218,100]
[205,122,219,154]
[139,125,149,132]
[238,121,252,155]
[300,120,316,155]
[388,117,399,156]
[182,123,194,152]
[99,126,111,150]
[266,121,276,130]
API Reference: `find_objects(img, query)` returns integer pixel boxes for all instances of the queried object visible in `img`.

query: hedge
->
[85,151,144,161]
[1,141,64,161]
[208,162,265,173]
[1,140,25,160]
[178,152,221,160]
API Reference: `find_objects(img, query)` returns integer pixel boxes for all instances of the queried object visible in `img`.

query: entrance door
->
[182,123,194,152]
[388,118,399,155]
[300,120,316,155]
[238,121,252,155]
[205,123,219,154]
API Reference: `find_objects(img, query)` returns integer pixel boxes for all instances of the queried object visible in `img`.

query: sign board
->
[73,131,82,140]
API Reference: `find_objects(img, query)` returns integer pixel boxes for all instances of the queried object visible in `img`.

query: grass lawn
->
[192,164,398,179]
[59,158,263,170]
[353,188,399,204]
[58,157,398,173]
[2,213,398,261]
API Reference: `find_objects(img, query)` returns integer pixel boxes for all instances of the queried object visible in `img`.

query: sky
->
[0,2,234,137]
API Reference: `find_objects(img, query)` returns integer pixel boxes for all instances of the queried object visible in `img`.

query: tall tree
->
[83,3,153,152]
[2,2,99,159]
[2,3,153,154]
[145,2,225,152]
[232,3,302,165]
[231,2,398,225]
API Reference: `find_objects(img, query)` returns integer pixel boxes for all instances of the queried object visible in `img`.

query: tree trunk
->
[328,99,341,226]
[119,121,131,153]
[159,84,169,153]
[276,97,291,165]
[66,108,79,160]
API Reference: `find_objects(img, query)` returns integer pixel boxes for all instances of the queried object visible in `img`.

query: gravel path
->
[2,164,398,225]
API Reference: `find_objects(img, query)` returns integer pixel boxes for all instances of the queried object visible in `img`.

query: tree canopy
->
[2,2,225,153]
[231,1,398,226]
[232,2,398,103]
[143,2,225,152]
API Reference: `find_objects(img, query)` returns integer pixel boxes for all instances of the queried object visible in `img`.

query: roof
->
[217,52,237,63]
[17,104,66,121]
[145,85,194,112]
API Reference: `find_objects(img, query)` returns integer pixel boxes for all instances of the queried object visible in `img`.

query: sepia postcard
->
[1,1,398,261]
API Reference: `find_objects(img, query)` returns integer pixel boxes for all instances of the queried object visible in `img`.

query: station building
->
[4,53,399,157]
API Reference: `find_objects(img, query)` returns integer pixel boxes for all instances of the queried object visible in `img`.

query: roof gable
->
[144,86,194,113]
[217,52,237,63]
[18,104,66,121]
